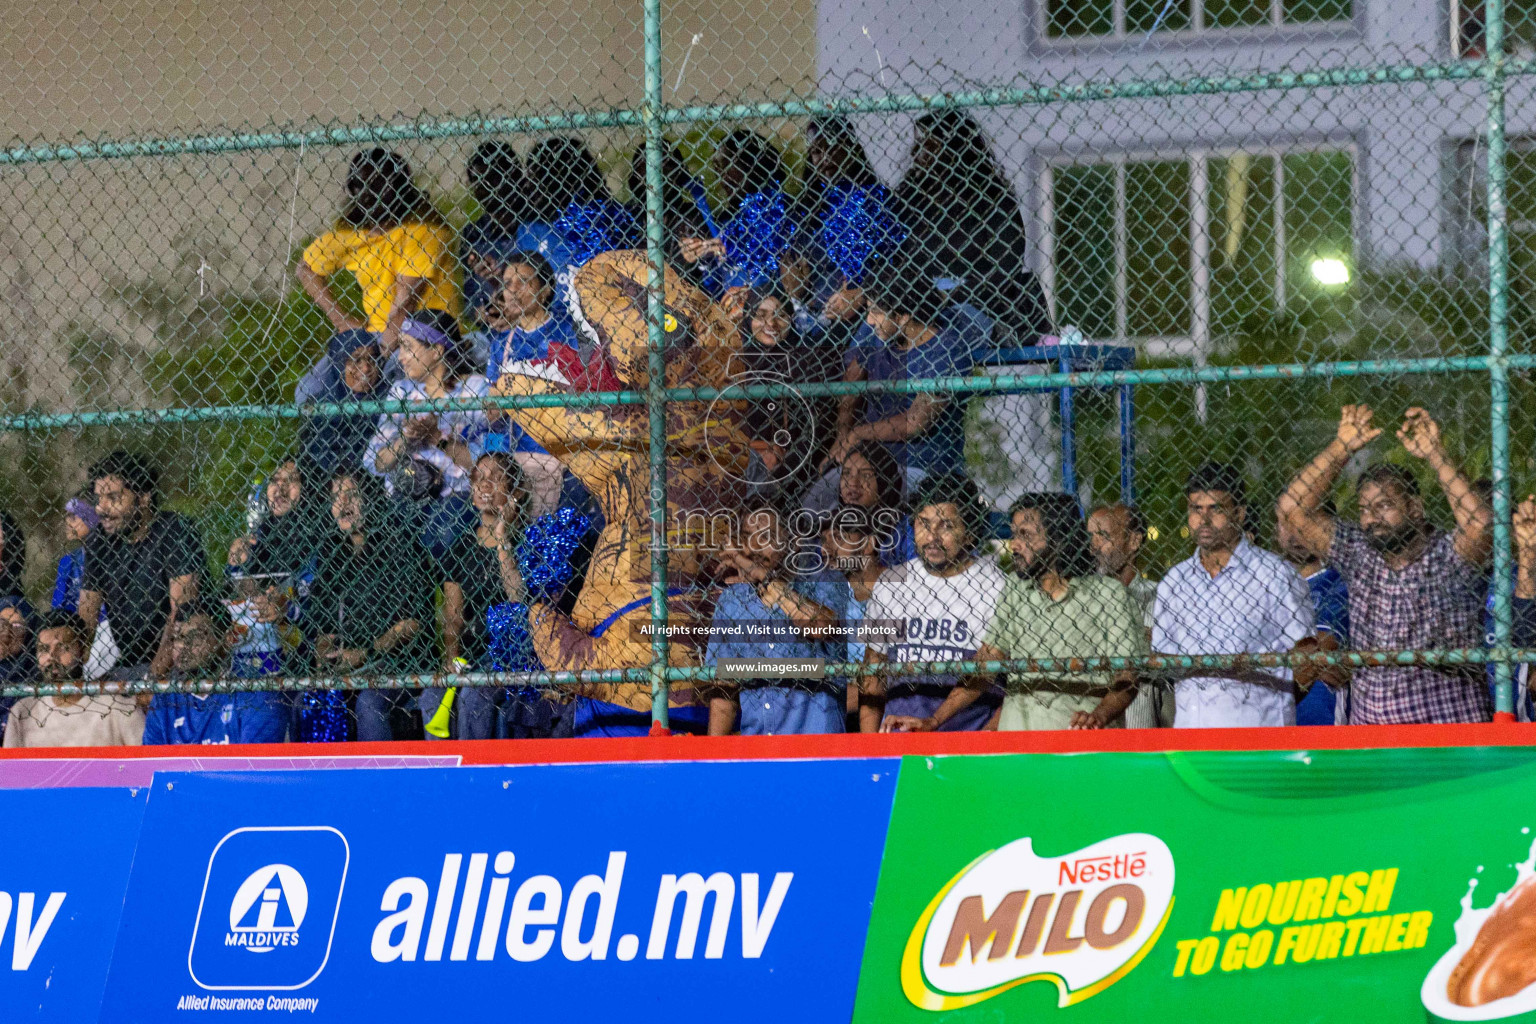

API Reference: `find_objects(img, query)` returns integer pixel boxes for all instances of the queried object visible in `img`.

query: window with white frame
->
[1040,146,1355,353]
[1043,0,1350,39]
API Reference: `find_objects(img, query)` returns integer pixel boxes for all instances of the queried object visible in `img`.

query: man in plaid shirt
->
[1278,405,1493,724]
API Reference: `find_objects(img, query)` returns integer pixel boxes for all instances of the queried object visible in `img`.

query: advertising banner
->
[101,760,899,1023]
[853,748,1536,1022]
[0,786,148,1022]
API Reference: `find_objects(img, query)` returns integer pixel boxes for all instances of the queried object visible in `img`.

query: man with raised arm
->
[1277,405,1493,724]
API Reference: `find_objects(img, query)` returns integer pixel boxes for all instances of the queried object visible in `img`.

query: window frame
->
[1037,139,1361,358]
[1030,0,1361,50]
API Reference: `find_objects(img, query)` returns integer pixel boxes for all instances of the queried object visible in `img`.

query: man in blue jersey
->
[142,598,288,745]
[1279,499,1351,725]
[485,252,580,517]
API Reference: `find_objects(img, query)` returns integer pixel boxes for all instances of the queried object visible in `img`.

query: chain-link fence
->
[0,0,1529,743]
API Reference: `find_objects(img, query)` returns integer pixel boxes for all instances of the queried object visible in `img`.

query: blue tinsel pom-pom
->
[721,191,797,289]
[516,506,592,604]
[486,601,539,672]
[555,200,641,268]
[298,689,350,743]
[822,185,907,286]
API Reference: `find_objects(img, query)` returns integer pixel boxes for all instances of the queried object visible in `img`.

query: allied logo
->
[902,833,1175,1011]
[226,864,308,953]
[188,827,348,991]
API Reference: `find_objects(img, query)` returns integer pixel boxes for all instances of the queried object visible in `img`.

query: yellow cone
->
[425,686,457,738]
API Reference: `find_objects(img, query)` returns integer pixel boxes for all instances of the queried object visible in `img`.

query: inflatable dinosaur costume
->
[491,250,755,723]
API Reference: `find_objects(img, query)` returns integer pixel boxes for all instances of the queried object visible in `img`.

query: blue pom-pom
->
[486,601,539,672]
[516,506,592,603]
[298,690,350,743]
[821,185,907,286]
[721,191,797,289]
[555,201,640,268]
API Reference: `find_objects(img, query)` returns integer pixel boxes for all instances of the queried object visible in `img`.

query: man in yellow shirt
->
[297,149,460,359]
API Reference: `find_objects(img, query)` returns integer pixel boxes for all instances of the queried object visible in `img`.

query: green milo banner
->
[854,749,1536,1022]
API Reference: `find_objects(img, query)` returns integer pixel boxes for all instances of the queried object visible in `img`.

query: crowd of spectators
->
[0,119,1523,747]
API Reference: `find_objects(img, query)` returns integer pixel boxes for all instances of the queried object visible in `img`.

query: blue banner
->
[0,787,147,1022]
[101,760,899,1023]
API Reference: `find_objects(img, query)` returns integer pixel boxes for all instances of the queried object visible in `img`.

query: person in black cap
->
[824,247,989,485]
[296,329,393,478]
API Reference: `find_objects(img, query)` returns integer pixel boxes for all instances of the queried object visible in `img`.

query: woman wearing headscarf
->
[307,469,438,742]
[227,456,325,681]
[461,140,532,327]
[528,137,640,314]
[893,111,1052,342]
[625,141,712,282]
[679,129,801,300]
[727,285,843,494]
[790,116,891,326]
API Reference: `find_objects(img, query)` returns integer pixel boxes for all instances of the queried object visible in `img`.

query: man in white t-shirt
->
[4,612,144,748]
[859,473,1007,732]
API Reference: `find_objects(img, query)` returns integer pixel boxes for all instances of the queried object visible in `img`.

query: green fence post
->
[1487,0,1516,719]
[643,0,671,732]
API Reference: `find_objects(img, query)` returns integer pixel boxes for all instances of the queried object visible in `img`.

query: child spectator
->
[309,469,438,742]
[142,599,288,745]
[295,331,393,478]
[297,148,460,361]
[4,613,143,748]
[860,473,1007,732]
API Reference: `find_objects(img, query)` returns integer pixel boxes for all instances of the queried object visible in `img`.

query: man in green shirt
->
[974,493,1146,730]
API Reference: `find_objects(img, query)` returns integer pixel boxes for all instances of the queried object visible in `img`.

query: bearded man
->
[1278,405,1494,724]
